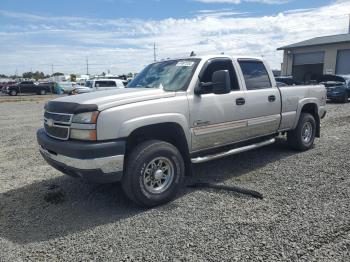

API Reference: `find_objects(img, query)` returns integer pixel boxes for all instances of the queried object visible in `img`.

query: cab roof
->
[155,55,264,62]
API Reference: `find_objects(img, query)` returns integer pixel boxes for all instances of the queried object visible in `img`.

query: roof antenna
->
[190,51,196,57]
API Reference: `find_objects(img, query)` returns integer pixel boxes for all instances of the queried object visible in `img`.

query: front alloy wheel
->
[143,157,175,194]
[122,140,185,207]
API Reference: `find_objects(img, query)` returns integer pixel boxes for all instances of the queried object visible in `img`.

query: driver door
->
[188,58,248,152]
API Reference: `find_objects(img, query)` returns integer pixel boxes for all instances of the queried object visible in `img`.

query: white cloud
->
[0,0,349,75]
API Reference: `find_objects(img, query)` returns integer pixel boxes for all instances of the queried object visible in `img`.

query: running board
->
[191,138,276,164]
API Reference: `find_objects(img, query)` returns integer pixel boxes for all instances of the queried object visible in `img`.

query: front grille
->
[44,123,69,140]
[44,111,73,140]
[44,111,72,123]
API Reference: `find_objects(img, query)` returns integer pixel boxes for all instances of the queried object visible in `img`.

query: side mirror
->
[194,70,231,95]
[212,70,231,95]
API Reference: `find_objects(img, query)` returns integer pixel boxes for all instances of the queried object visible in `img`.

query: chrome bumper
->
[39,146,124,174]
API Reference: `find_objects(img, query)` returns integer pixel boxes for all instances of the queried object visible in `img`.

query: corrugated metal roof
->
[277,34,350,50]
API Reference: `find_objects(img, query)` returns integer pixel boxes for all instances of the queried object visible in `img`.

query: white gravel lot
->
[0,96,349,261]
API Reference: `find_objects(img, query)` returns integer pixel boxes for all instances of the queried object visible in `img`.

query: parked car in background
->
[39,82,55,92]
[0,81,17,93]
[319,75,350,103]
[56,82,75,94]
[275,76,301,86]
[71,79,125,94]
[276,81,289,88]
[37,55,326,207]
[3,81,53,96]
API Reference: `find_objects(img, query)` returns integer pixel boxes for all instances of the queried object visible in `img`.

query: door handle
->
[236,97,245,105]
[268,95,276,102]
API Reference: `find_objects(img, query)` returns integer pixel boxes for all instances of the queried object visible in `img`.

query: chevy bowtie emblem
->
[46,119,54,127]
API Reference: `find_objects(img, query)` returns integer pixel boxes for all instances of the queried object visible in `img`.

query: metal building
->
[278,34,350,83]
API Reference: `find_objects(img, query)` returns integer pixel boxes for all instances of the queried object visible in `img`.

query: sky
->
[0,0,349,75]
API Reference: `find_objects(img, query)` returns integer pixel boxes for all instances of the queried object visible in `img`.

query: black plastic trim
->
[45,101,98,114]
[37,128,126,159]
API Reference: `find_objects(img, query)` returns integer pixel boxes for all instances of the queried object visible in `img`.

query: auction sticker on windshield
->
[176,61,194,67]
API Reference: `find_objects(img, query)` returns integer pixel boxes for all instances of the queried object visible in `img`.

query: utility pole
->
[348,14,350,34]
[51,64,54,75]
[153,43,156,62]
[86,57,89,75]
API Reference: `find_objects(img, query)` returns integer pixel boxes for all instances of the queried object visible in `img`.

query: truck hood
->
[50,88,176,112]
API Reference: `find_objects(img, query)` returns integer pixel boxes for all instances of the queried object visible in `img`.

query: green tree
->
[22,72,34,79]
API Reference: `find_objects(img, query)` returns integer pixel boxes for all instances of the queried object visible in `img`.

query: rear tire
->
[39,89,46,95]
[122,140,185,207]
[287,113,316,151]
[9,90,17,96]
[342,92,348,103]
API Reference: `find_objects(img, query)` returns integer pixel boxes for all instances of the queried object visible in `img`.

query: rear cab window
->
[238,60,272,90]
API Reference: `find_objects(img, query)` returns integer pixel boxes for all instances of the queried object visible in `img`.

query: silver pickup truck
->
[37,55,326,207]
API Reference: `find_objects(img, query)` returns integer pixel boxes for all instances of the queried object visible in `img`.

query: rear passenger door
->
[237,59,281,138]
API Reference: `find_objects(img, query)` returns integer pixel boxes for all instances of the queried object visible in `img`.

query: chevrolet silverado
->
[37,55,327,207]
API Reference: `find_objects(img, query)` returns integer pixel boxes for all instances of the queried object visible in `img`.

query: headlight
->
[70,111,99,141]
[72,111,99,124]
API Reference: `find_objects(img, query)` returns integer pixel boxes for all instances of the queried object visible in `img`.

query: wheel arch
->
[298,102,320,138]
[125,122,192,176]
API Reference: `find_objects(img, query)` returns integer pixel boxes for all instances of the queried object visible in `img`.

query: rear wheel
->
[39,89,46,95]
[287,113,316,151]
[342,92,348,103]
[122,140,185,207]
[9,90,17,96]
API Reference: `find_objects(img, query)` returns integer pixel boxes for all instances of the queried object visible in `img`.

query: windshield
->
[127,59,200,91]
[85,81,93,88]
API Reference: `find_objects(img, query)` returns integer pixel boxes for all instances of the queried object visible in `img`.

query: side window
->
[96,81,106,87]
[238,60,272,90]
[199,59,239,94]
[108,81,116,87]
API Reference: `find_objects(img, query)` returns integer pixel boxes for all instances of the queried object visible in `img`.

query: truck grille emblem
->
[46,119,54,127]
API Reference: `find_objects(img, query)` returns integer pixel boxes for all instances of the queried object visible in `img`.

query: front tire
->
[122,140,185,207]
[287,113,316,151]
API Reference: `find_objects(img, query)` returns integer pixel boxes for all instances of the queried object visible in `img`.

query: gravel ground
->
[0,97,349,261]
